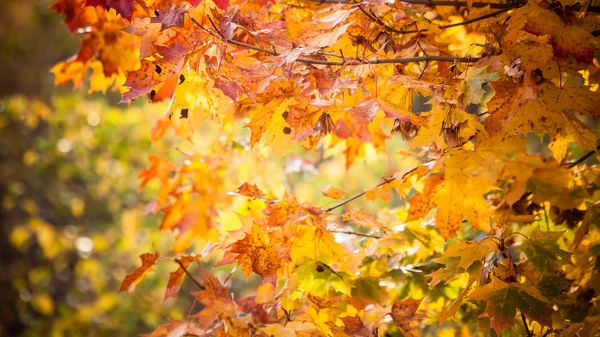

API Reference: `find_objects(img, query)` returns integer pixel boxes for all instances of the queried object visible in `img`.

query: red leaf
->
[213,0,229,10]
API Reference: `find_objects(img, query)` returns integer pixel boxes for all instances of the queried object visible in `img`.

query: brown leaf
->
[341,316,371,337]
[390,297,425,337]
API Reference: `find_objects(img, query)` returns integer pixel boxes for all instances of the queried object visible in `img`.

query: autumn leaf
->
[235,182,265,199]
[321,185,344,200]
[390,297,425,337]
[469,277,554,335]
[119,252,160,294]
[517,226,572,274]
[193,265,235,329]
[164,254,202,301]
[340,316,371,337]
[217,223,282,284]
[429,239,497,287]
[440,277,476,322]
[142,319,208,337]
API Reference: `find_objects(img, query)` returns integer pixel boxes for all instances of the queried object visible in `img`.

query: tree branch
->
[325,177,396,212]
[190,17,479,66]
[354,2,516,35]
[175,258,205,290]
[398,7,515,34]
[329,230,383,238]
[565,144,600,168]
[310,0,600,12]
[520,311,532,336]
[311,0,522,7]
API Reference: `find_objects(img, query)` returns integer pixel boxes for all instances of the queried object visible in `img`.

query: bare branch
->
[325,177,396,212]
[398,8,515,34]
[329,230,383,239]
[352,1,516,35]
[564,144,600,168]
[190,16,479,66]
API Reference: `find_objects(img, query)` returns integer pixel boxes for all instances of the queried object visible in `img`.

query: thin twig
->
[401,7,515,34]
[565,144,600,168]
[325,177,396,212]
[206,15,226,40]
[311,0,521,6]
[520,311,532,336]
[329,230,383,238]
[175,258,205,290]
[351,0,516,35]
[190,16,479,66]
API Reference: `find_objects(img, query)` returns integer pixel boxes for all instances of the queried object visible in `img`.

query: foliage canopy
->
[48,0,600,335]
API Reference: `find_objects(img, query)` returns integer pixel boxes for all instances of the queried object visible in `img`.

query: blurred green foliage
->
[0,96,193,337]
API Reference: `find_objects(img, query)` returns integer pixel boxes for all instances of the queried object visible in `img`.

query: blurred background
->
[0,1,192,336]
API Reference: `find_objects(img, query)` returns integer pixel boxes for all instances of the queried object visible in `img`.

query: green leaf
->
[351,277,382,301]
[429,239,498,286]
[469,277,554,335]
[517,226,572,274]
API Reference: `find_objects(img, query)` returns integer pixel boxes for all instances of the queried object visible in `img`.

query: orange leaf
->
[321,185,344,200]
[164,254,202,301]
[236,182,265,199]
[119,252,160,294]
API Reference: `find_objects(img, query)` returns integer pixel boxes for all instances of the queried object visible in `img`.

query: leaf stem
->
[174,258,205,290]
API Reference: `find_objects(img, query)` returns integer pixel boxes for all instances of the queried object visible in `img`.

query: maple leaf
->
[122,58,184,102]
[390,297,425,337]
[461,66,499,105]
[507,1,596,63]
[469,277,554,335]
[218,223,282,284]
[119,252,160,293]
[50,0,90,33]
[86,0,136,20]
[321,185,344,200]
[193,265,235,329]
[407,174,443,222]
[497,82,599,161]
[340,316,371,337]
[235,182,265,199]
[151,4,191,30]
[142,319,209,337]
[213,0,229,10]
[440,277,476,322]
[429,239,497,286]
[138,155,176,191]
[517,226,572,274]
[164,254,202,301]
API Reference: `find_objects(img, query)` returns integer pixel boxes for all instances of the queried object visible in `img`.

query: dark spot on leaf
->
[180,108,189,119]
[283,126,291,134]
[282,111,288,119]
[316,265,325,272]
[532,68,544,85]
[155,65,162,74]
[179,74,185,84]
[154,9,159,16]
[150,90,156,101]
